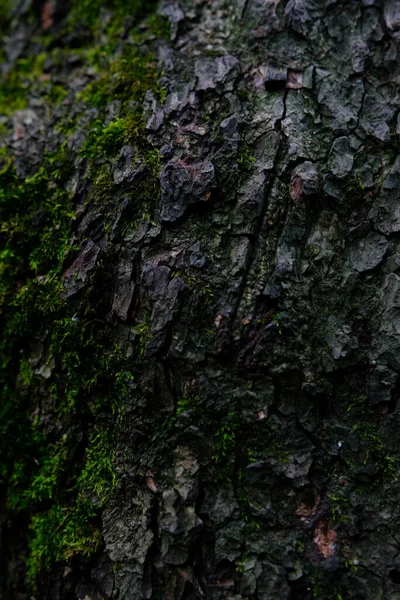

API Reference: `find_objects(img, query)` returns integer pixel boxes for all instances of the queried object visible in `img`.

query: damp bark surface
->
[1,0,400,599]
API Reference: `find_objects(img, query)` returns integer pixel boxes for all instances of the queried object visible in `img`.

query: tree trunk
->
[1,0,400,598]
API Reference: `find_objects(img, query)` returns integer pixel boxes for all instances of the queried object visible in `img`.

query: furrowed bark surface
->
[1,0,400,599]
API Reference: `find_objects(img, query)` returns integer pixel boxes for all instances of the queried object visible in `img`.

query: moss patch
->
[0,0,168,592]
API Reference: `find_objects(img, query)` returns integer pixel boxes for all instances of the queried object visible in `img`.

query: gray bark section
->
[3,0,400,598]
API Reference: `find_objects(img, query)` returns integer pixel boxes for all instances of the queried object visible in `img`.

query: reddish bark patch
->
[216,578,234,587]
[313,522,337,558]
[215,314,224,328]
[42,1,53,30]
[296,491,320,522]
[13,125,24,141]
[290,176,304,201]
[145,470,158,493]
[286,70,303,89]
[374,401,389,416]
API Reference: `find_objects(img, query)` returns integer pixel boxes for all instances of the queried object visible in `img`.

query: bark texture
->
[1,0,400,599]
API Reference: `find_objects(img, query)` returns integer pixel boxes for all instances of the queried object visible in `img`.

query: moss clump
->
[352,421,397,486]
[237,145,256,171]
[344,174,364,199]
[172,269,215,305]
[0,54,46,115]
[27,501,102,585]
[176,395,200,416]
[0,0,12,63]
[7,435,69,510]
[68,0,160,35]
[82,114,162,234]
[213,412,241,464]
[79,115,161,169]
[78,426,118,502]
[0,161,74,277]
[78,44,164,110]
[5,294,135,587]
[344,393,397,486]
[328,491,350,525]
[24,426,117,586]
[0,0,12,26]
[79,118,126,160]
[0,0,169,591]
[0,148,74,491]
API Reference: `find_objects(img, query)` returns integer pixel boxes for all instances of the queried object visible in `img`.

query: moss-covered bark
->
[1,0,400,599]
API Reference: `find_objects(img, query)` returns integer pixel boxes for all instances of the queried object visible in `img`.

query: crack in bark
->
[227,89,289,339]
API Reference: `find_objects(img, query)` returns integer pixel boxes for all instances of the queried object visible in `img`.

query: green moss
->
[0,0,168,590]
[341,174,366,214]
[5,305,132,586]
[78,45,163,110]
[237,145,256,171]
[172,269,215,305]
[0,54,47,115]
[77,427,118,503]
[328,491,349,524]
[0,144,75,504]
[8,433,69,511]
[135,309,152,358]
[0,160,73,307]
[352,421,397,485]
[44,84,68,104]
[235,554,248,575]
[0,142,110,595]
[176,395,200,416]
[51,315,131,413]
[147,12,172,40]
[6,305,133,585]
[68,0,160,36]
[344,174,364,197]
[236,89,250,102]
[214,412,241,463]
[272,311,283,335]
[0,0,12,25]
[79,118,126,159]
[0,0,11,63]
[27,501,102,587]
[79,116,161,170]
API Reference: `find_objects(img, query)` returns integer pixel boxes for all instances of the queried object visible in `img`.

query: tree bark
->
[1,0,400,599]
